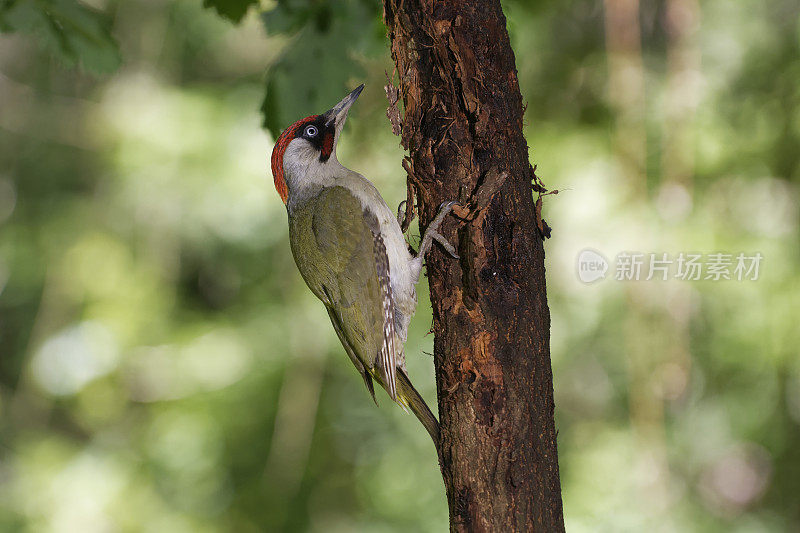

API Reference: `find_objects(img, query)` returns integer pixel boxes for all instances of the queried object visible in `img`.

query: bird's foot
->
[396,198,417,234]
[396,200,408,229]
[430,229,459,259]
[419,201,459,259]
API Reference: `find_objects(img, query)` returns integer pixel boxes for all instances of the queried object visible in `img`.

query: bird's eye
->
[304,125,318,137]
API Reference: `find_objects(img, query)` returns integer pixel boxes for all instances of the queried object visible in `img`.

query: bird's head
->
[270,84,364,204]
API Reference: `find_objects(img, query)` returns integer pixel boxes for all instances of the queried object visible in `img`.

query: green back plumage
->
[288,186,385,377]
[288,185,439,444]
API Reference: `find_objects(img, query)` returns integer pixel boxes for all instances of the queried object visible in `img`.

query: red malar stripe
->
[321,131,334,161]
[270,115,319,204]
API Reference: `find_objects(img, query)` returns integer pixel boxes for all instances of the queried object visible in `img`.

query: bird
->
[269,84,458,444]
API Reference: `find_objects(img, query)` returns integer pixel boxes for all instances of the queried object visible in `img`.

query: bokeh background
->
[1,0,798,531]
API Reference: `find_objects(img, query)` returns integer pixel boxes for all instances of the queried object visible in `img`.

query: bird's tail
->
[396,370,440,445]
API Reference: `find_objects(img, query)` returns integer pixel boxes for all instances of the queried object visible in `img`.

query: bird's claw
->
[417,200,460,260]
[431,230,459,259]
[396,200,407,228]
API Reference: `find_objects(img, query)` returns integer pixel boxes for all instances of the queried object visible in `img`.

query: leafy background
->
[1,0,799,531]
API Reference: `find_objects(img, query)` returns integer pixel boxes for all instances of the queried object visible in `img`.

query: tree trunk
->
[382,2,565,531]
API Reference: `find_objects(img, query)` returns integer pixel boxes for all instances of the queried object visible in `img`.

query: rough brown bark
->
[382,1,565,531]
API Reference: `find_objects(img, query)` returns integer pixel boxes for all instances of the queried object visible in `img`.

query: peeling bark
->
[382,1,565,531]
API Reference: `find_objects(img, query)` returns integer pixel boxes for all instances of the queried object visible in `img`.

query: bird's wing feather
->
[300,186,397,400]
[368,223,397,400]
[324,302,377,404]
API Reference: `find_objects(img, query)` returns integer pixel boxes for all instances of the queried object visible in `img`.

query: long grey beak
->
[324,84,364,128]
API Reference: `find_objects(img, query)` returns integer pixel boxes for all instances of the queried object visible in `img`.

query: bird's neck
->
[284,154,347,208]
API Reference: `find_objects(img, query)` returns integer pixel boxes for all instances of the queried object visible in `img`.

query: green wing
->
[290,186,397,400]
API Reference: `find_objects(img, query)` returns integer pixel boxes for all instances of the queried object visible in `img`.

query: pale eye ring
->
[304,125,318,137]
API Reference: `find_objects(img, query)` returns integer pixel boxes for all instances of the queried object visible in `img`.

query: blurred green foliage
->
[0,0,799,531]
[0,0,120,73]
[260,0,383,135]
[203,0,258,24]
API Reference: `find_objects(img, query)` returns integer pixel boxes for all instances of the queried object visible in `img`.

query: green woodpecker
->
[270,84,457,444]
